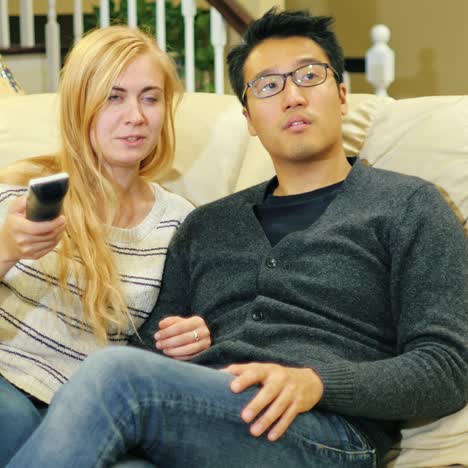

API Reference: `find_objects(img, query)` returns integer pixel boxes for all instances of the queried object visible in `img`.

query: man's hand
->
[224,363,323,442]
[154,315,211,361]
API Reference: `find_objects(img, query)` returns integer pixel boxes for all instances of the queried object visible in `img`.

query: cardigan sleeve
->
[128,218,192,351]
[315,184,468,420]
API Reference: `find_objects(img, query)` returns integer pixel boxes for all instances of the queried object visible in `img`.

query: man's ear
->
[339,83,348,117]
[242,107,258,137]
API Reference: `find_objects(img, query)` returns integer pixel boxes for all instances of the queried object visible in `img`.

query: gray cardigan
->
[132,160,467,459]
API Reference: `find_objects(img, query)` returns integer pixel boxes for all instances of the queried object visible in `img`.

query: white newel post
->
[210,7,226,95]
[20,0,34,47]
[128,0,137,28]
[156,0,166,51]
[100,0,110,28]
[0,0,10,48]
[366,24,395,97]
[73,0,83,44]
[181,0,196,92]
[46,0,61,91]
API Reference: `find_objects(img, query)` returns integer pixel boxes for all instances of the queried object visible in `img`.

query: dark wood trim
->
[344,57,365,73]
[0,45,70,55]
[205,0,253,35]
[0,45,45,55]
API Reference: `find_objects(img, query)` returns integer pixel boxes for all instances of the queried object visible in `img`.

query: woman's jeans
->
[8,347,377,468]
[0,373,158,468]
[0,375,45,467]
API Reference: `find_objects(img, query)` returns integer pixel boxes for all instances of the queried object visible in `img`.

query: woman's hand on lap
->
[154,315,211,361]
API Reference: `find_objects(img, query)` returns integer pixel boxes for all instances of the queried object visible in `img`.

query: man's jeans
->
[8,347,376,468]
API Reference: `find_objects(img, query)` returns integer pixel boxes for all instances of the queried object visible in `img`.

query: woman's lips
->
[118,136,146,146]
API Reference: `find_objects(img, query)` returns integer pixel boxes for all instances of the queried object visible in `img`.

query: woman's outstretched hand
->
[0,195,66,278]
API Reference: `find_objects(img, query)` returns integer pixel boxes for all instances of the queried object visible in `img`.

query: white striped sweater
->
[0,182,193,403]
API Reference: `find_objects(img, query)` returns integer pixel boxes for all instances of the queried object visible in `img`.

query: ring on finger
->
[193,329,200,342]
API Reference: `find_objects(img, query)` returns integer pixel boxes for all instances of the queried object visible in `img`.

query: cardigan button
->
[252,311,264,321]
[266,257,277,268]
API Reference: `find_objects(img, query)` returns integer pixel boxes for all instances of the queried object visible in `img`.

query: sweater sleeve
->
[315,184,468,420]
[128,219,192,350]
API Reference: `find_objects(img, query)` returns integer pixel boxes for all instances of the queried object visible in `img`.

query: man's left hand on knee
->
[223,363,324,441]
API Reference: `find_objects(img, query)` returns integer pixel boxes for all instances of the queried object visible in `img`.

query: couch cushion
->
[386,404,468,468]
[360,95,468,228]
[0,93,59,167]
[161,92,250,206]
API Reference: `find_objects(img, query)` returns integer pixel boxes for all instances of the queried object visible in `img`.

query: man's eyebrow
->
[253,58,325,79]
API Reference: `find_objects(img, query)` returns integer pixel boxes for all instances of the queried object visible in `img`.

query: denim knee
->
[79,347,161,380]
[61,347,166,399]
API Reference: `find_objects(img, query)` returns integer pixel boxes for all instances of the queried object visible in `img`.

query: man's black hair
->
[227,8,345,105]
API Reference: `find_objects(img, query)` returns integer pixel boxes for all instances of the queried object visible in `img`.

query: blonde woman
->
[0,26,210,465]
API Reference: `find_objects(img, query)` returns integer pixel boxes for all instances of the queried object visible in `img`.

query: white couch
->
[0,91,467,467]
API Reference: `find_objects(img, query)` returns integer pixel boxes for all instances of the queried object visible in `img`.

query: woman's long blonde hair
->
[0,26,183,343]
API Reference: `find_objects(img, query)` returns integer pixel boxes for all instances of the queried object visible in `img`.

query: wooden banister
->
[204,1,365,74]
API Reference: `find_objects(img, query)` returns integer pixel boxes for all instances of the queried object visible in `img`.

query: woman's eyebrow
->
[111,86,162,93]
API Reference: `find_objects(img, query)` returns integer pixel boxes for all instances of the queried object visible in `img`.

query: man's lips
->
[283,116,312,130]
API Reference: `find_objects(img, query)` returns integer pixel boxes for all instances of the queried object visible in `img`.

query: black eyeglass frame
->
[241,63,339,105]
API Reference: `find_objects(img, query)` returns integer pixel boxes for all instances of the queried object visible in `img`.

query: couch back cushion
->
[0,94,59,167]
[161,92,250,206]
[360,95,468,226]
[1,92,467,228]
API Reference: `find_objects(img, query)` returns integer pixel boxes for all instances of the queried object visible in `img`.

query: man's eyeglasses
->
[241,63,338,104]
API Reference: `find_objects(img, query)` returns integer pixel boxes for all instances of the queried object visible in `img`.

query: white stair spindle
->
[156,0,166,51]
[365,24,395,97]
[20,0,34,47]
[0,0,10,48]
[210,7,226,95]
[46,0,61,91]
[182,0,196,92]
[100,0,110,28]
[128,0,137,28]
[73,0,83,44]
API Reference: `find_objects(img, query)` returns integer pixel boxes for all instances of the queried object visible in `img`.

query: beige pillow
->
[0,93,58,168]
[161,92,251,206]
[360,95,468,226]
[387,404,468,468]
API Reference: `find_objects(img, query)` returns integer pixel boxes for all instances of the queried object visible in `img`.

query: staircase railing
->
[0,1,395,96]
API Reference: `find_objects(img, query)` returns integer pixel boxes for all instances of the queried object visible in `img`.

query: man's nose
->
[282,76,307,109]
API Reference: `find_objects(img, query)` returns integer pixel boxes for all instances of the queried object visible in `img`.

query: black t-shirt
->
[254,179,344,246]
